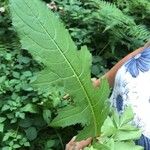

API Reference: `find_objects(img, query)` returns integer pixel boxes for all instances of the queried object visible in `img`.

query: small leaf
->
[0,76,6,83]
[43,109,51,124]
[114,141,144,150]
[93,138,114,150]
[120,124,138,131]
[12,71,20,78]
[15,112,25,119]
[5,53,12,60]
[1,105,10,111]
[19,118,32,128]
[0,117,6,123]
[112,110,120,128]
[0,124,4,132]
[114,130,141,141]
[23,71,32,77]
[120,106,134,126]
[24,142,30,147]
[13,144,20,149]
[32,116,46,127]
[45,140,55,148]
[2,147,12,150]
[101,116,116,136]
[3,133,11,141]
[84,146,97,150]
[25,127,37,141]
[21,104,38,113]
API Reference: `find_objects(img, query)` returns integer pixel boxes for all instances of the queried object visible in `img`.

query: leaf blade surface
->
[10,0,110,139]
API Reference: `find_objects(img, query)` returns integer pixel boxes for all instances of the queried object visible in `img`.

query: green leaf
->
[84,146,98,150]
[114,130,141,141]
[101,116,116,136]
[112,110,120,128]
[5,53,12,61]
[43,109,51,124]
[24,142,30,147]
[99,106,142,148]
[25,127,37,141]
[1,104,10,111]
[0,76,6,83]
[0,45,5,55]
[0,123,4,132]
[45,140,55,148]
[19,118,32,128]
[2,147,12,150]
[114,142,144,150]
[21,103,38,113]
[93,138,115,150]
[10,0,110,139]
[0,117,6,123]
[3,132,11,141]
[23,71,32,77]
[120,124,138,131]
[13,144,20,149]
[120,106,134,126]
[92,139,143,150]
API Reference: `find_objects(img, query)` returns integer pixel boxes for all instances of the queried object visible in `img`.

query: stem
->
[55,129,64,150]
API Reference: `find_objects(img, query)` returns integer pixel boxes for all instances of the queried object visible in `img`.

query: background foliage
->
[0,0,149,149]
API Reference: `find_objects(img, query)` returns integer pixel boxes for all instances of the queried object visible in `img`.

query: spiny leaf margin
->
[9,0,110,140]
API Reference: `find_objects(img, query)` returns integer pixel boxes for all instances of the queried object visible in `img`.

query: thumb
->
[91,78,100,87]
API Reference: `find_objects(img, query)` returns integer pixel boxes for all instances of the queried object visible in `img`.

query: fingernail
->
[72,136,76,141]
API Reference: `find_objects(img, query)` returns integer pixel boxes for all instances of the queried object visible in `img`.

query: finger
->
[68,136,77,145]
[65,136,76,150]
[76,137,92,149]
[65,142,76,150]
[70,136,76,142]
[66,142,80,150]
[66,137,92,150]
[95,79,100,87]
[91,78,97,82]
[91,78,97,87]
[92,78,100,87]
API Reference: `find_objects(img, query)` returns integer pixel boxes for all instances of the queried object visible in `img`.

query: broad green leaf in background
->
[9,0,110,139]
[25,127,37,141]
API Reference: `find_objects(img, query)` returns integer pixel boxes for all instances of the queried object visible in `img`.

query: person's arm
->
[95,47,144,88]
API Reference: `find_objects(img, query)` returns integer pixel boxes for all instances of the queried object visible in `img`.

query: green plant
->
[1,0,77,149]
[114,0,150,25]
[0,46,70,149]
[87,107,143,150]
[46,0,150,76]
[0,0,149,149]
[10,0,110,140]
[9,0,144,150]
[83,0,149,49]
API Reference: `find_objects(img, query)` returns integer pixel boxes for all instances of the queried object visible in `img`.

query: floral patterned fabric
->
[110,47,150,149]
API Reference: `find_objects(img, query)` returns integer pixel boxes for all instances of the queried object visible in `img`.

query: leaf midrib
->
[13,0,99,135]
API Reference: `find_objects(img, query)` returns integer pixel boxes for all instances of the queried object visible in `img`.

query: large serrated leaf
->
[9,0,110,139]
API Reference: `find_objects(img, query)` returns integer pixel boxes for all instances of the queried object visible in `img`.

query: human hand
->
[65,136,92,150]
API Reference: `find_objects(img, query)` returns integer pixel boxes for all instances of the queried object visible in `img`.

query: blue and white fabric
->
[110,47,150,149]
